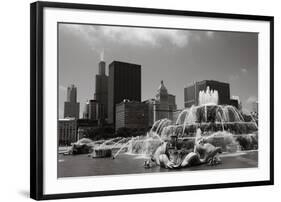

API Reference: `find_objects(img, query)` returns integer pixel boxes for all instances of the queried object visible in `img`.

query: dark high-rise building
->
[88,99,98,120]
[108,61,141,125]
[184,80,230,108]
[64,84,80,119]
[94,60,108,121]
[82,99,98,120]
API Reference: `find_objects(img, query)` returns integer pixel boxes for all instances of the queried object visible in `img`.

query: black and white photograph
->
[58,23,259,178]
[0,0,278,201]
[28,1,274,199]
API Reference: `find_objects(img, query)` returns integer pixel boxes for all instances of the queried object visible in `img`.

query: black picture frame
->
[30,1,274,200]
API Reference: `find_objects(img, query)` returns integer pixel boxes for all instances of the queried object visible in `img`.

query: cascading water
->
[75,86,258,159]
[129,87,258,155]
[199,86,219,106]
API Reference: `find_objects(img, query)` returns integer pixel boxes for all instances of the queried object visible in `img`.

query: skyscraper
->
[82,99,98,120]
[82,100,89,119]
[88,99,98,120]
[94,59,108,121]
[64,84,80,119]
[108,61,141,125]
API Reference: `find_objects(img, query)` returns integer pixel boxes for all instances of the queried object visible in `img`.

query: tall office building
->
[88,99,98,120]
[184,80,230,108]
[82,99,98,120]
[94,59,108,121]
[64,84,80,119]
[108,61,141,125]
[82,100,89,119]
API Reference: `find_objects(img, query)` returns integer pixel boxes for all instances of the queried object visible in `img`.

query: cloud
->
[229,74,239,81]
[246,96,257,103]
[60,24,100,46]
[229,67,249,81]
[60,24,190,48]
[241,68,248,74]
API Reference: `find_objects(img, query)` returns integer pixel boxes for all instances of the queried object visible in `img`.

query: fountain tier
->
[150,104,257,139]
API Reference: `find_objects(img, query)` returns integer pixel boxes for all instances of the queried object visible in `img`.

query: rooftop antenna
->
[100,49,104,61]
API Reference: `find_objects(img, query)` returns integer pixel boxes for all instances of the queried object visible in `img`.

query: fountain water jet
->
[199,86,219,106]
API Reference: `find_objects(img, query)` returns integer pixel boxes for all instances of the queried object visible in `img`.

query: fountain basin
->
[92,149,112,158]
[70,143,93,155]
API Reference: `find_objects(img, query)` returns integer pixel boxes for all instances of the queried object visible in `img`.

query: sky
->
[58,23,258,118]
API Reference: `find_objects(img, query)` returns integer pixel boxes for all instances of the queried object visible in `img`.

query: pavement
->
[58,150,258,178]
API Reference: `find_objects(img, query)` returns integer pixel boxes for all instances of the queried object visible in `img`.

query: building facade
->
[231,95,242,110]
[64,84,80,119]
[154,80,177,122]
[108,61,141,125]
[76,119,99,139]
[184,80,230,108]
[144,81,177,126]
[94,60,108,121]
[58,118,77,145]
[88,99,98,120]
[115,100,149,131]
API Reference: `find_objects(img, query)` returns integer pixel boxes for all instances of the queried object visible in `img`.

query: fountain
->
[150,87,257,153]
[66,138,94,155]
[198,86,219,106]
[65,86,258,169]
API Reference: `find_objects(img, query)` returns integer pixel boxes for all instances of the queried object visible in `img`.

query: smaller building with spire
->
[144,80,177,126]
